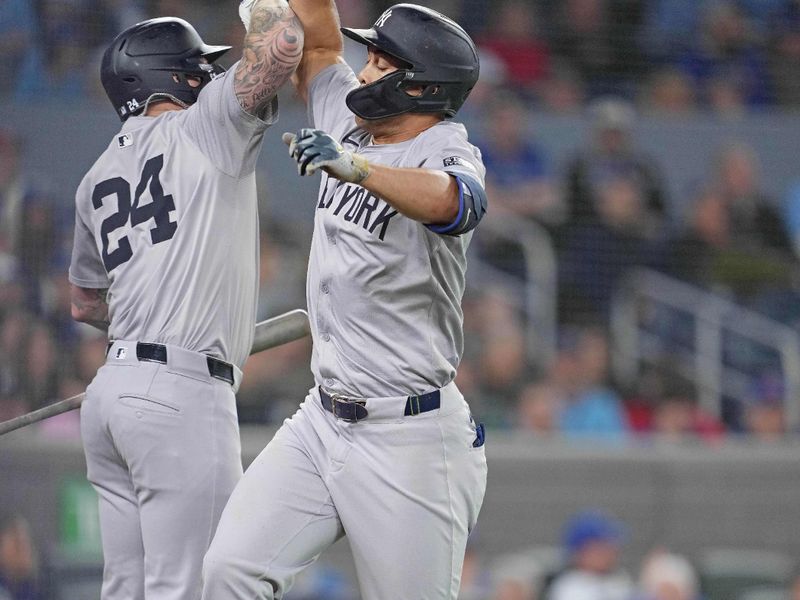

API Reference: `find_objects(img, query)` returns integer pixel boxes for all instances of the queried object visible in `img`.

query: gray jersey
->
[69,63,276,368]
[306,63,486,397]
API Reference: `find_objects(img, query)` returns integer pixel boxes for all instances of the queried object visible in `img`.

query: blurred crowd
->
[4,0,800,442]
[459,507,800,600]
[5,0,800,115]
[3,505,800,600]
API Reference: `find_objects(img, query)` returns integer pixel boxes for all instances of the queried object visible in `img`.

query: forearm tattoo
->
[73,288,110,332]
[236,1,304,115]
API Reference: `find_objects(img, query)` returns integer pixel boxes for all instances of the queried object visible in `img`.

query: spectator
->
[558,173,663,321]
[768,2,800,108]
[563,97,668,229]
[0,311,30,421]
[16,190,59,313]
[673,1,773,111]
[792,567,800,600]
[478,0,550,95]
[14,0,109,100]
[516,381,563,436]
[0,514,42,600]
[649,387,724,442]
[546,509,634,600]
[477,91,564,229]
[549,0,619,97]
[741,373,787,440]
[663,159,793,303]
[640,67,698,114]
[715,142,792,256]
[0,0,37,91]
[550,327,630,440]
[0,130,26,259]
[638,0,704,62]
[635,549,701,600]
[537,59,586,114]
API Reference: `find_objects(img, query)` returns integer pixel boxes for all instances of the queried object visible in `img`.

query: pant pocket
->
[118,394,181,415]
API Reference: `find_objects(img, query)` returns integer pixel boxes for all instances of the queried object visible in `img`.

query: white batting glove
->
[282,129,371,184]
[239,0,257,32]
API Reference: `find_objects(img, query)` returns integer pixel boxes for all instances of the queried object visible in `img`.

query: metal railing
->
[610,268,800,429]
[468,215,558,370]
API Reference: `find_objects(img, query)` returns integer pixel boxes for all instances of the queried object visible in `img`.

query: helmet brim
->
[341,27,379,47]
[340,27,414,67]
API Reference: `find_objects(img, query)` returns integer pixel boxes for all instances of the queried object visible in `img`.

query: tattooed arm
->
[235,0,304,116]
[70,284,110,332]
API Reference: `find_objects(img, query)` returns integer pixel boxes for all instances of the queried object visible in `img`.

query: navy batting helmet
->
[101,17,231,122]
[341,4,480,120]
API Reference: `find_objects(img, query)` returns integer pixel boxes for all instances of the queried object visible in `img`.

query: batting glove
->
[239,0,256,32]
[282,129,371,184]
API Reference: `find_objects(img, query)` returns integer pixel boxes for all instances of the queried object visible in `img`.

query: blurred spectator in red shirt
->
[478,0,549,94]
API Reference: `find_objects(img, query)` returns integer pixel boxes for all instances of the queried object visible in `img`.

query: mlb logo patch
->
[118,134,133,148]
[443,156,464,167]
[115,347,128,359]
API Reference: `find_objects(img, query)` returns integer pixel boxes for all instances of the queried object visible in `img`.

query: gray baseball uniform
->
[202,63,487,599]
[70,64,276,600]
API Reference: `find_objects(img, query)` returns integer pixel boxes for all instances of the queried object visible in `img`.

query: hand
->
[239,0,257,32]
[282,129,371,184]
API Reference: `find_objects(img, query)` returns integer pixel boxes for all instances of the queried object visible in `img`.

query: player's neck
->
[361,113,443,144]
[145,101,186,117]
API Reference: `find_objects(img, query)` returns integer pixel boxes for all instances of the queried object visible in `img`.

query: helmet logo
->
[374,9,392,27]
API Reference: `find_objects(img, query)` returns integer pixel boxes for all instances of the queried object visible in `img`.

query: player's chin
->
[355,114,393,135]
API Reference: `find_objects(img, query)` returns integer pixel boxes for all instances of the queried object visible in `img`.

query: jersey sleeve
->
[68,192,110,289]
[414,124,488,235]
[415,125,486,185]
[181,62,277,178]
[307,63,360,141]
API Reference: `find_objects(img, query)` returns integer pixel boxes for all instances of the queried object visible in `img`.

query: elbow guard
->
[427,173,487,236]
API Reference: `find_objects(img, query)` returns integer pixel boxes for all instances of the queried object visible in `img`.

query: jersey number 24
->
[92,154,177,272]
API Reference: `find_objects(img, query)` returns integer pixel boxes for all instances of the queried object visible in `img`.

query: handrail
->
[469,215,558,369]
[611,268,800,429]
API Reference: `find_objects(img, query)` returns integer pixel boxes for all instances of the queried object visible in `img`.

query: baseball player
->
[202,2,488,599]
[68,5,302,599]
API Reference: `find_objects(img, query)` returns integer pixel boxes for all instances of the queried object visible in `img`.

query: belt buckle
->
[330,393,368,422]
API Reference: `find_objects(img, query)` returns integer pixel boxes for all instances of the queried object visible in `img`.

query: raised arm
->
[288,0,346,102]
[235,0,305,116]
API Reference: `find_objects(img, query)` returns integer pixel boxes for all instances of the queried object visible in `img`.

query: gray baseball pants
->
[201,381,487,599]
[80,340,244,600]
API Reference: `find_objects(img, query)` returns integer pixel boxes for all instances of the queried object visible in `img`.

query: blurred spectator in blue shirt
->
[546,510,633,600]
[14,0,115,101]
[674,1,774,111]
[550,327,630,440]
[639,0,704,62]
[0,0,37,92]
[478,91,565,230]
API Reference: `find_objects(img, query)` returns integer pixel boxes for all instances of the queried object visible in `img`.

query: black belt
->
[125,342,235,386]
[318,386,441,422]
